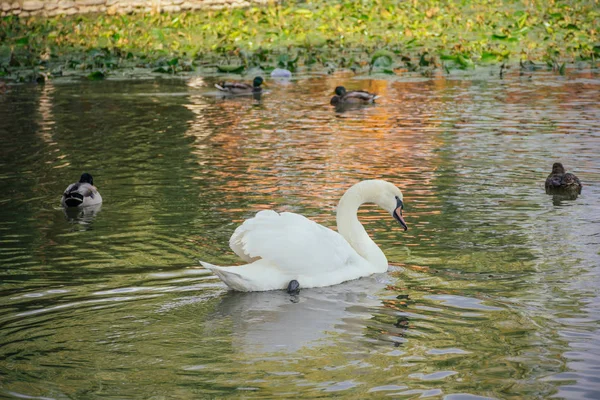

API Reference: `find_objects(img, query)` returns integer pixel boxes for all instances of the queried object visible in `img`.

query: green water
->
[0,71,599,399]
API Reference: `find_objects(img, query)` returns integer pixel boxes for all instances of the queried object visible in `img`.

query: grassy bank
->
[0,0,598,81]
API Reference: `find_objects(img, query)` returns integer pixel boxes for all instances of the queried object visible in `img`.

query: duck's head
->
[334,86,347,96]
[551,162,565,174]
[253,76,264,88]
[79,173,94,185]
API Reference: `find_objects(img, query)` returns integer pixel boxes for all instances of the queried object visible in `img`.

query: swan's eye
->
[395,196,404,210]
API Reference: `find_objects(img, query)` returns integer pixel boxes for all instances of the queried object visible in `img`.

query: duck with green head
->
[61,173,103,208]
[330,86,379,106]
[215,76,265,95]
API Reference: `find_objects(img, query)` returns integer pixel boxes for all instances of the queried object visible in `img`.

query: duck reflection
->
[210,274,392,353]
[551,192,580,205]
[63,203,102,227]
[212,91,263,103]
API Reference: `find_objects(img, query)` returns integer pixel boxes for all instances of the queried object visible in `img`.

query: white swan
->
[61,173,103,208]
[200,180,407,292]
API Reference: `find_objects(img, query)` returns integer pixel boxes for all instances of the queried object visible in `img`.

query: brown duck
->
[330,86,379,106]
[545,163,582,194]
[215,76,264,95]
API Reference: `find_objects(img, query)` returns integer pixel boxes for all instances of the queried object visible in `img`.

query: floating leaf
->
[492,33,509,40]
[440,54,458,61]
[294,9,313,17]
[457,54,474,69]
[480,52,498,63]
[516,12,528,29]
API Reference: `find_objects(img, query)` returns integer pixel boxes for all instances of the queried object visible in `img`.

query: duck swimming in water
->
[330,86,379,106]
[61,173,103,208]
[545,163,582,196]
[215,76,264,95]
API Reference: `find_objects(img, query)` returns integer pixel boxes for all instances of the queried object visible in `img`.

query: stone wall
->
[0,0,272,17]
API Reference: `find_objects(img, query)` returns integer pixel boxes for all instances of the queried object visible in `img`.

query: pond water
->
[1,69,599,399]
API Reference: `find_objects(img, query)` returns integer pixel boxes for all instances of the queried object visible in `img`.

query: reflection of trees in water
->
[186,77,443,245]
[0,84,56,268]
[1,80,215,273]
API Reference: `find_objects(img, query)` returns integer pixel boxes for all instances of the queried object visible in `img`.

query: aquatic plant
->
[0,0,598,80]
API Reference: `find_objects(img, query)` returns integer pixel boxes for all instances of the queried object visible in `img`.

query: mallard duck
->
[330,86,379,106]
[215,76,264,95]
[200,180,407,292]
[545,163,582,195]
[61,173,103,208]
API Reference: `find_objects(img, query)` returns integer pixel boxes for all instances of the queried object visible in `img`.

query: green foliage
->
[87,70,105,80]
[0,0,597,80]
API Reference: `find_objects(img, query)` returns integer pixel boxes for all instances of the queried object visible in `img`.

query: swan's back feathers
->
[229,210,363,276]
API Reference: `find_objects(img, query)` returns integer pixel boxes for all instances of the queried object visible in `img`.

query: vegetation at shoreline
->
[0,0,598,81]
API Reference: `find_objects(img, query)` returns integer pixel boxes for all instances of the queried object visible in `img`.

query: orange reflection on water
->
[185,76,445,226]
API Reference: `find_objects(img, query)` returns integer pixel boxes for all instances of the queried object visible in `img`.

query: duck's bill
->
[394,207,408,231]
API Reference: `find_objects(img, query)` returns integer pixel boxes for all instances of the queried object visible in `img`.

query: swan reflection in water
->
[208,273,400,353]
[63,203,102,228]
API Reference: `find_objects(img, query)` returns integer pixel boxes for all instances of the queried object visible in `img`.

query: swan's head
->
[79,173,94,185]
[377,181,407,231]
[338,179,408,231]
[359,180,407,231]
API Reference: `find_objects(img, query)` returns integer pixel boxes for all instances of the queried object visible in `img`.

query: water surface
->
[1,70,599,399]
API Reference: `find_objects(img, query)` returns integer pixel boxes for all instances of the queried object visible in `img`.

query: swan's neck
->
[336,181,388,271]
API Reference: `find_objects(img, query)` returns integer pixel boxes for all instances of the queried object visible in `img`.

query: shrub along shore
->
[0,0,598,81]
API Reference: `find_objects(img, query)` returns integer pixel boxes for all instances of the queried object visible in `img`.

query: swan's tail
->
[200,261,252,292]
[200,260,289,292]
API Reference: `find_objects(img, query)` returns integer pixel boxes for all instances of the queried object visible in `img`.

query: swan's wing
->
[229,210,359,274]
